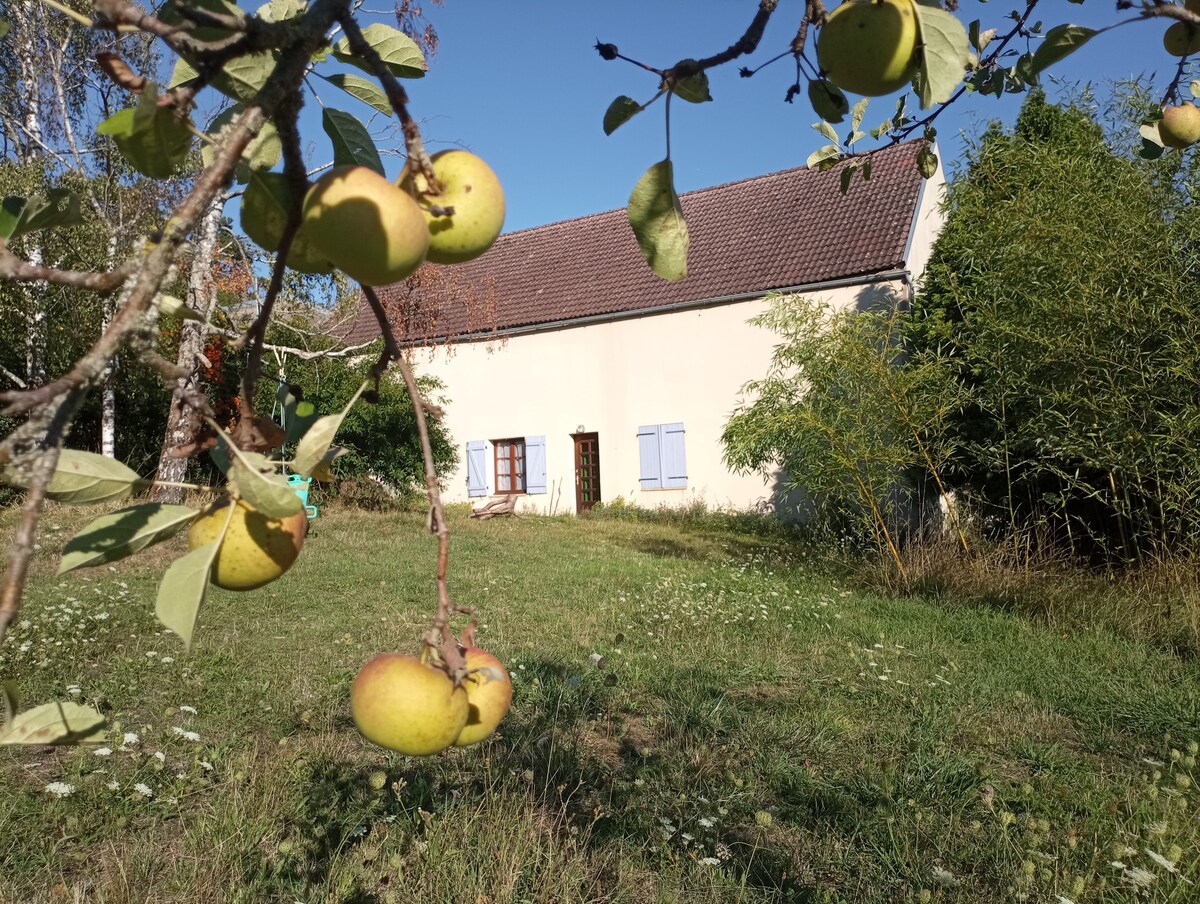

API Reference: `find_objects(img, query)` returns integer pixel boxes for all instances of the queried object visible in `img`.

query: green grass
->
[1,505,1198,903]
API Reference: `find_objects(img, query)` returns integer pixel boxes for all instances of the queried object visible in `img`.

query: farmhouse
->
[343,140,945,515]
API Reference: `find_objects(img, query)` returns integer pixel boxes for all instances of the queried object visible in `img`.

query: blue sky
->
[293,2,1178,234]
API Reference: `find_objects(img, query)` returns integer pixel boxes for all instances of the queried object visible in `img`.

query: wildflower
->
[178,705,197,715]
[133,783,154,798]
[121,731,139,747]
[698,857,720,866]
[93,747,113,757]
[930,865,959,887]
[106,781,120,791]
[170,727,201,742]
[44,782,75,798]
[200,761,214,772]
[698,817,715,828]
[161,657,175,664]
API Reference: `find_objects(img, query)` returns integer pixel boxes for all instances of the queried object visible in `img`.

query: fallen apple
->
[817,0,918,98]
[400,150,505,264]
[187,496,306,591]
[302,166,429,286]
[1160,104,1200,148]
[453,647,513,747]
[350,653,468,755]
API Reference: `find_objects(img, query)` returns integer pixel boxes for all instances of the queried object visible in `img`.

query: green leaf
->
[332,23,426,79]
[806,144,841,169]
[1,681,17,725]
[169,57,200,89]
[850,97,868,132]
[1140,121,1166,149]
[259,0,305,22]
[159,0,243,42]
[230,451,303,518]
[814,120,839,143]
[240,170,334,273]
[603,96,643,135]
[214,51,278,103]
[285,400,319,445]
[912,2,971,109]
[627,159,688,282]
[0,189,83,241]
[916,146,939,179]
[1031,24,1095,75]
[203,105,281,180]
[0,20,10,39]
[58,503,198,575]
[319,72,393,115]
[1139,138,1166,161]
[669,63,712,103]
[156,542,217,651]
[322,108,384,175]
[839,164,857,195]
[96,85,193,179]
[808,79,849,124]
[293,381,368,476]
[2,449,140,504]
[0,701,106,745]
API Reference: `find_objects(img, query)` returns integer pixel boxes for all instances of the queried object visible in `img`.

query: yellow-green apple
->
[187,496,306,591]
[302,166,429,286]
[399,150,505,264]
[817,0,919,98]
[1164,22,1200,57]
[1160,104,1200,148]
[350,653,468,755]
[453,647,512,747]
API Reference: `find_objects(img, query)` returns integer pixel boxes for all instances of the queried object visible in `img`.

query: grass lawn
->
[1,505,1198,903]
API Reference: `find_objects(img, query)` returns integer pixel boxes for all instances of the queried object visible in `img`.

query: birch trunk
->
[16,0,46,387]
[152,199,224,502]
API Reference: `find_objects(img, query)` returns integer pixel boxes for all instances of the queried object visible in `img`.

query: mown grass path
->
[1,507,1197,903]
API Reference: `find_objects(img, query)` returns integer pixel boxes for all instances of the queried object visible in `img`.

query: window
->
[494,438,526,493]
[466,436,547,497]
[638,422,687,489]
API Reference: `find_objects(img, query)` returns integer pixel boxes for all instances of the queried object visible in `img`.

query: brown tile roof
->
[343,140,928,345]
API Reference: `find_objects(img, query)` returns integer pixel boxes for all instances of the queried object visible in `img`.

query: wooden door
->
[572,432,601,512]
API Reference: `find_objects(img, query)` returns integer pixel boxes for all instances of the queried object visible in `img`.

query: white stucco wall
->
[417,279,906,515]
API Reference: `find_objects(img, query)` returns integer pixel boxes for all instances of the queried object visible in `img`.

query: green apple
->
[400,150,505,265]
[817,0,919,98]
[350,653,468,755]
[453,647,512,747]
[188,496,306,591]
[302,166,430,286]
[1160,104,1200,149]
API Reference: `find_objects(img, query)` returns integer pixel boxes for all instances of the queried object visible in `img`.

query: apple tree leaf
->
[156,294,204,321]
[215,51,278,103]
[0,189,83,241]
[627,159,688,282]
[1140,121,1166,149]
[1031,24,1096,75]
[58,503,198,575]
[806,143,841,169]
[916,146,939,179]
[332,23,426,79]
[156,542,218,651]
[96,84,193,179]
[158,0,243,42]
[319,72,393,115]
[203,105,281,180]
[285,399,319,445]
[241,170,334,273]
[1,449,141,504]
[814,120,839,143]
[603,96,643,135]
[229,450,303,519]
[808,79,849,124]
[668,63,712,103]
[0,701,106,745]
[322,108,385,175]
[258,0,306,22]
[912,1,971,109]
[169,57,200,89]
[293,381,368,477]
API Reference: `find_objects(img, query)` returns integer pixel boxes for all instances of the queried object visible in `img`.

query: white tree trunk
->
[153,199,224,502]
[99,235,120,458]
[16,0,46,387]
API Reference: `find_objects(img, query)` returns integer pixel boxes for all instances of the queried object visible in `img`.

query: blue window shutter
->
[660,422,687,488]
[525,435,547,494]
[638,425,662,489]
[466,440,487,497]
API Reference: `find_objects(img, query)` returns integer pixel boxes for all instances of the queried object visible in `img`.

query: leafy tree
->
[906,91,1200,563]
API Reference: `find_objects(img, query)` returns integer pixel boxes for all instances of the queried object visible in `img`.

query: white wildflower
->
[106,780,121,791]
[698,817,715,828]
[44,781,75,798]
[161,657,175,664]
[170,726,201,742]
[698,857,720,866]
[178,705,197,715]
[200,761,214,772]
[133,783,153,798]
[930,865,959,887]
[1055,897,1077,904]
[153,751,166,762]
[93,747,113,757]
[121,731,139,747]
